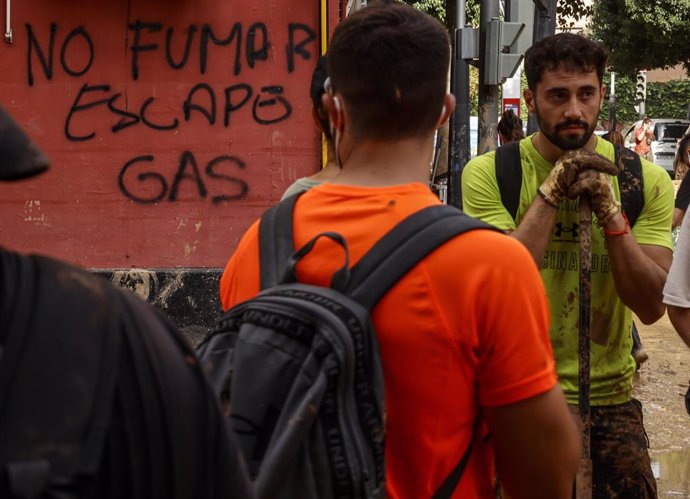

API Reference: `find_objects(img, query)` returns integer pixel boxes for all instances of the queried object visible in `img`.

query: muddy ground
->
[634,313,690,497]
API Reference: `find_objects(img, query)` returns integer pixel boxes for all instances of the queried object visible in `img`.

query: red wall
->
[0,0,335,268]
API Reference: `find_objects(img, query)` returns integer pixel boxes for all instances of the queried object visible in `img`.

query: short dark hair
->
[309,55,332,141]
[524,33,608,91]
[327,2,450,141]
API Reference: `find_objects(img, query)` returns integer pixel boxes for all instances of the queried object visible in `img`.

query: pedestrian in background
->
[497,109,524,146]
[281,55,340,199]
[673,133,690,183]
[635,116,656,161]
[671,135,690,228]
[602,130,624,146]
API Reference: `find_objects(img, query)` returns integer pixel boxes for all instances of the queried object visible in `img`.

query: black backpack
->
[495,142,644,226]
[197,197,496,499]
[0,251,254,499]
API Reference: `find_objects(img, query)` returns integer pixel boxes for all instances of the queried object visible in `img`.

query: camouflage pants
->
[570,399,657,499]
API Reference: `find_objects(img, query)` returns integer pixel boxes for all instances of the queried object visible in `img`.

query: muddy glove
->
[568,169,622,227]
[538,150,619,208]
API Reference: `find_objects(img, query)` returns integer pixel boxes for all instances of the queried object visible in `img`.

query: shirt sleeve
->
[461,152,517,231]
[664,210,690,308]
[632,159,674,250]
[470,233,557,407]
[219,221,261,310]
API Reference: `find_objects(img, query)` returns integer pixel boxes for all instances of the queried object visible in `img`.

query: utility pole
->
[447,0,472,209]
[478,0,500,155]
[526,0,556,134]
[608,72,616,134]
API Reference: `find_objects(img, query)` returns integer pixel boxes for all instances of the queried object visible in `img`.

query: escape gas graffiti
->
[24,20,317,204]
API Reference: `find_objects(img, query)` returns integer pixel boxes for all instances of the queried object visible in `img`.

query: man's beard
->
[535,104,596,151]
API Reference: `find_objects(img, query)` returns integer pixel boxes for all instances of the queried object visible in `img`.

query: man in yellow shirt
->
[463,33,673,498]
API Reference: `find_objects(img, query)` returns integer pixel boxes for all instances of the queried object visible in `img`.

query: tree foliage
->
[405,0,592,29]
[598,76,690,125]
[556,0,592,28]
[588,0,690,75]
[403,1,690,126]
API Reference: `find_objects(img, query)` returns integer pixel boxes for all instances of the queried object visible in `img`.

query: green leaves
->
[590,0,690,75]
[599,74,690,125]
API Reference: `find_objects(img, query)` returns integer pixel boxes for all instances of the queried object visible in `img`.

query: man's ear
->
[322,93,344,133]
[524,88,536,113]
[436,93,456,127]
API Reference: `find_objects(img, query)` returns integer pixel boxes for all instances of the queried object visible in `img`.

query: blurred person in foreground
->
[0,106,254,499]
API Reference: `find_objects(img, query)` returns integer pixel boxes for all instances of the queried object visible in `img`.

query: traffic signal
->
[635,71,647,102]
[484,19,524,85]
[506,0,535,57]
[484,0,534,85]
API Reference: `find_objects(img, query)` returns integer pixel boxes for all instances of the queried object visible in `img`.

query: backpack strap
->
[614,144,644,228]
[258,192,303,290]
[346,205,495,496]
[495,141,522,221]
[431,418,482,499]
[347,204,497,310]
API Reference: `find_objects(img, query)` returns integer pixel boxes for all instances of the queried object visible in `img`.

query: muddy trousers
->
[570,399,657,499]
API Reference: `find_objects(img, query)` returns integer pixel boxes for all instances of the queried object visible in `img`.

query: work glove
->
[568,169,622,227]
[538,150,619,208]
[686,383,690,418]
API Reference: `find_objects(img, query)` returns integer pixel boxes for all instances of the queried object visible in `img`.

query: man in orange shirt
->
[220,3,579,498]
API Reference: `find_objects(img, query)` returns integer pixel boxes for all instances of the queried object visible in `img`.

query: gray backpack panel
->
[198,199,496,499]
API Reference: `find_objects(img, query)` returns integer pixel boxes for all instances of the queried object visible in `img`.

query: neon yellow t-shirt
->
[462,136,674,405]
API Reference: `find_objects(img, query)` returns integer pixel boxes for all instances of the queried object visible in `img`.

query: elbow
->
[636,304,666,325]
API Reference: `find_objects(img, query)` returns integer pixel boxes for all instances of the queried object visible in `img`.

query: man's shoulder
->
[465,150,497,171]
[640,156,673,186]
[439,225,533,269]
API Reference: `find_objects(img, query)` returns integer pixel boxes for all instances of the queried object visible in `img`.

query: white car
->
[623,119,690,177]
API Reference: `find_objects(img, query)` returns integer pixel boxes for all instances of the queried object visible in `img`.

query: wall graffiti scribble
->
[63,81,293,140]
[25,20,316,204]
[118,151,249,205]
[27,21,316,84]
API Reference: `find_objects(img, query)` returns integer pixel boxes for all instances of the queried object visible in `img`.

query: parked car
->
[623,119,690,177]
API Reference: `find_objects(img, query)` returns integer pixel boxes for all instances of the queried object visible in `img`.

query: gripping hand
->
[538,150,619,208]
[568,170,621,227]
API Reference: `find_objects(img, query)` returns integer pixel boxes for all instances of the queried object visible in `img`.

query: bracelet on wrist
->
[603,212,630,236]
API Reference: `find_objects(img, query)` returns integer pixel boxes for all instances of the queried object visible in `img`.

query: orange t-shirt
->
[220,182,557,498]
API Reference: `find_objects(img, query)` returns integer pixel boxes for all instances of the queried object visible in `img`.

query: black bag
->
[0,251,254,499]
[198,198,495,499]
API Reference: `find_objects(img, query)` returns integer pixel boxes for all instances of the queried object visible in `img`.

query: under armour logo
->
[555,222,579,238]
